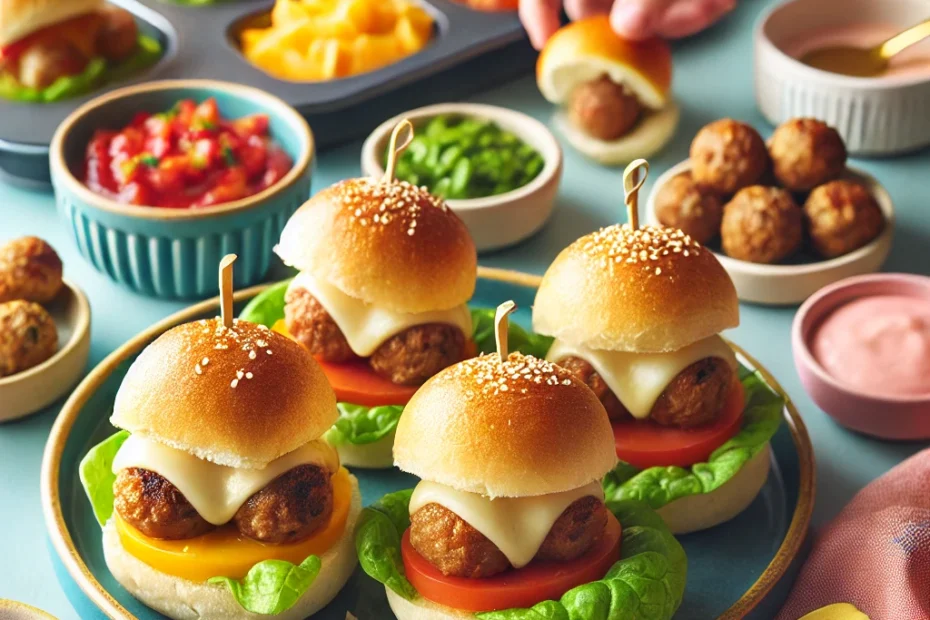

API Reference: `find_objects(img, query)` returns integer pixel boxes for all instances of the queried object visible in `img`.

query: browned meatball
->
[651,358,735,428]
[370,324,466,386]
[0,301,58,377]
[96,6,139,62]
[654,173,724,245]
[769,118,847,191]
[568,75,642,141]
[284,287,355,363]
[721,186,803,264]
[536,496,608,562]
[803,180,884,258]
[690,119,769,195]
[0,237,64,304]
[114,468,214,540]
[15,40,90,90]
[234,465,333,544]
[558,356,629,421]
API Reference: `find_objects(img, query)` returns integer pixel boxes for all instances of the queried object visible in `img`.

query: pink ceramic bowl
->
[792,273,930,440]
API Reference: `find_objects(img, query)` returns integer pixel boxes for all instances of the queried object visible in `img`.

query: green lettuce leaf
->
[239,279,290,328]
[325,403,403,446]
[603,368,783,509]
[470,308,553,358]
[79,430,130,526]
[0,35,161,103]
[208,555,322,615]
[354,491,686,620]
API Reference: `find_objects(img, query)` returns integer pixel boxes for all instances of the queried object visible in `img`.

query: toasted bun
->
[533,224,739,352]
[537,16,672,109]
[275,178,477,314]
[394,353,617,497]
[103,475,361,620]
[386,588,473,620]
[333,430,395,470]
[658,444,771,534]
[111,318,337,469]
[553,102,679,166]
[0,0,103,46]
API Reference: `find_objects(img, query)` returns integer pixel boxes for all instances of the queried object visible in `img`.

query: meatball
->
[234,465,333,544]
[721,186,803,264]
[113,468,214,540]
[768,118,846,191]
[409,497,607,578]
[558,356,629,421]
[0,237,64,304]
[284,287,355,363]
[690,119,769,195]
[568,75,642,141]
[803,180,884,258]
[0,301,58,377]
[654,173,724,245]
[96,6,139,62]
[651,358,735,428]
[15,40,90,90]
[370,324,466,386]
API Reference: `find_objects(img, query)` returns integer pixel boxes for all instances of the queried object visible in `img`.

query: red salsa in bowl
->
[83,98,293,208]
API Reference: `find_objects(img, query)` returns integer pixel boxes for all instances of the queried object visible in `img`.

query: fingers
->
[520,0,563,50]
[564,0,614,22]
[609,0,668,40]
[654,0,736,39]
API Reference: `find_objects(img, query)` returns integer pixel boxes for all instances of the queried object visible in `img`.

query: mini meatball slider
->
[536,16,678,165]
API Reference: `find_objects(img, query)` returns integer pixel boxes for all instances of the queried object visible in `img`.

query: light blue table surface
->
[2,0,928,617]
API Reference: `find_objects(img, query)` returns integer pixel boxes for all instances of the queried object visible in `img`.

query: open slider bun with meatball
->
[355,318,687,619]
[533,223,782,534]
[79,315,360,619]
[537,15,678,165]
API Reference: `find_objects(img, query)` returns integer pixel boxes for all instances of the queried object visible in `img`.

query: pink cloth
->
[777,448,930,620]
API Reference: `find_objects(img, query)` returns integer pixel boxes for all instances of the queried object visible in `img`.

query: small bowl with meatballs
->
[647,117,894,305]
[0,237,91,422]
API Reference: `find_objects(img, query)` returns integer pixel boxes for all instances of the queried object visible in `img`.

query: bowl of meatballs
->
[647,117,893,305]
[0,237,91,422]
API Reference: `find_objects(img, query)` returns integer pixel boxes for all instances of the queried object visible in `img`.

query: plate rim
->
[40,266,815,620]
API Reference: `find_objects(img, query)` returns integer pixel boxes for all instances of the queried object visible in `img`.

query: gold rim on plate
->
[40,266,815,620]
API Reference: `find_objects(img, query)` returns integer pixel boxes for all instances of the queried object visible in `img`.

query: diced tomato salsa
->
[83,98,293,208]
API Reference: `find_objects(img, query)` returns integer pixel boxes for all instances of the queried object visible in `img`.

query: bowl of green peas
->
[362,103,563,252]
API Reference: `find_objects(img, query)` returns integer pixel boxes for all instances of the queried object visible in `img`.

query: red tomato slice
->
[316,358,419,407]
[613,378,746,469]
[401,512,622,612]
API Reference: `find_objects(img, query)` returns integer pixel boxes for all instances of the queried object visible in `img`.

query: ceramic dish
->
[792,273,930,439]
[0,599,59,620]
[646,160,894,306]
[0,279,91,423]
[754,0,930,155]
[41,267,814,620]
[361,104,563,252]
[49,80,314,300]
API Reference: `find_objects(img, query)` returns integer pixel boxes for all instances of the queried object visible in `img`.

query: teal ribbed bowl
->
[49,80,314,299]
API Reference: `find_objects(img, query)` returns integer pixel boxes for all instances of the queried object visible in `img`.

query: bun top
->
[0,0,103,47]
[275,178,477,314]
[536,15,672,109]
[533,224,739,353]
[111,318,337,469]
[393,352,617,498]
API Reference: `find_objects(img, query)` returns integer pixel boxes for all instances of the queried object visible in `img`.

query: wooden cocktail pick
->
[494,300,517,359]
[382,118,414,183]
[623,158,650,230]
[219,253,237,328]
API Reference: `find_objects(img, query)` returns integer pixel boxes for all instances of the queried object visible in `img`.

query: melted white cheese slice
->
[547,336,737,420]
[409,481,604,569]
[290,272,473,357]
[112,435,339,526]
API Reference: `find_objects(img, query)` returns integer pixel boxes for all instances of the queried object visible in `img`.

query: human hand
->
[520,0,737,50]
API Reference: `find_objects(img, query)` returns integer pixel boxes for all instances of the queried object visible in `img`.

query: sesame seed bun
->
[536,16,672,110]
[393,353,617,498]
[275,178,477,314]
[0,0,103,46]
[111,318,337,469]
[533,225,739,353]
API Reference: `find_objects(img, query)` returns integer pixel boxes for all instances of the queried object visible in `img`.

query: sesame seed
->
[655,267,662,275]
[194,364,202,375]
[266,350,273,355]
[249,350,256,360]
[246,372,253,380]
[230,379,239,388]
[201,357,209,366]
[441,352,580,400]
[236,370,244,380]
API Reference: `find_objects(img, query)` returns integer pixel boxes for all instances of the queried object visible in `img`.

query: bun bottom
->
[554,102,679,166]
[658,443,771,534]
[103,475,362,620]
[386,587,475,620]
[334,430,395,469]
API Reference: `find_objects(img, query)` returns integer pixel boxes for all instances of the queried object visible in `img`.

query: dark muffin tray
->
[0,0,536,186]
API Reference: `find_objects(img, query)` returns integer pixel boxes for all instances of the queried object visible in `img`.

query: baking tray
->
[0,0,536,186]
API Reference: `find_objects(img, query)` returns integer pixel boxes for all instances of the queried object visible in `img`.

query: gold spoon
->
[801,18,930,77]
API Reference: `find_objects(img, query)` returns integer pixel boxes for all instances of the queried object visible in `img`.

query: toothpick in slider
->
[219,254,237,328]
[623,158,650,230]
[382,118,414,184]
[494,300,517,360]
